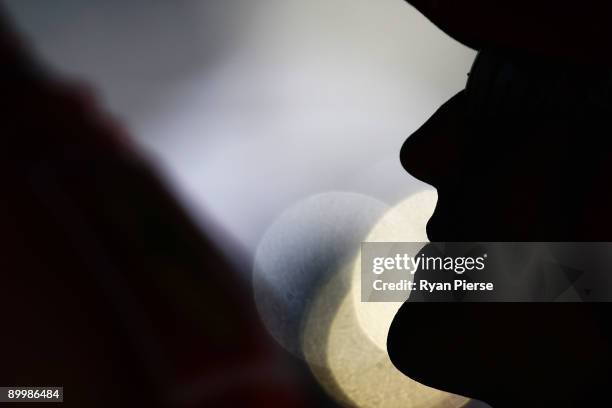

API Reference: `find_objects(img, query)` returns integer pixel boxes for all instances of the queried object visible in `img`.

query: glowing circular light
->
[352,189,437,351]
[303,189,470,407]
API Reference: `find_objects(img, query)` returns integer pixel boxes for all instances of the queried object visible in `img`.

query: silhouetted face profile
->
[401,50,612,242]
[388,2,612,407]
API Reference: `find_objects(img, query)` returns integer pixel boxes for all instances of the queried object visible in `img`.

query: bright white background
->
[5,0,475,257]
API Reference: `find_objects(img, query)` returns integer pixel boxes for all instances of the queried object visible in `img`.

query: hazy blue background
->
[4,0,475,258]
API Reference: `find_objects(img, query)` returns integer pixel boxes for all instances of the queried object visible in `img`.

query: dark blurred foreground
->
[0,10,338,408]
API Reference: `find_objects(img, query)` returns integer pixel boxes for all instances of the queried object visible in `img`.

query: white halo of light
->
[253,192,389,357]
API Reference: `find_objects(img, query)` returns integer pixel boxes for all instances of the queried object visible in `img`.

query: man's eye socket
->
[465,51,612,121]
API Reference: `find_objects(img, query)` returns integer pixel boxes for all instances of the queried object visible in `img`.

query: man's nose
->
[400,91,468,187]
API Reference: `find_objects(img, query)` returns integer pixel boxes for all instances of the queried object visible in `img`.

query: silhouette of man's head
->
[388,2,612,407]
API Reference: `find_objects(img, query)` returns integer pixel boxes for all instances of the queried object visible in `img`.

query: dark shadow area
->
[0,7,336,407]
